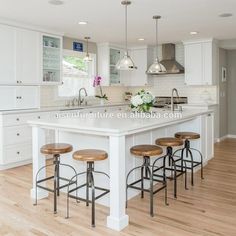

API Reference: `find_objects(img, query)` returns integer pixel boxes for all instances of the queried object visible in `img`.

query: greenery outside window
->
[58,49,96,98]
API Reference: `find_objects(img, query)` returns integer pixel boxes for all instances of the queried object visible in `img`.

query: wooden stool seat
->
[156,137,183,147]
[40,143,73,155]
[175,132,200,140]
[130,145,163,157]
[73,149,108,162]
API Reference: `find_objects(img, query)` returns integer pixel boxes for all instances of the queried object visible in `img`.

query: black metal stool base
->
[66,162,110,227]
[34,154,77,214]
[153,146,188,199]
[174,139,204,186]
[126,156,168,217]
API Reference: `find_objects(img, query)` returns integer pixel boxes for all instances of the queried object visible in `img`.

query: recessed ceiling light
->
[190,31,198,35]
[219,13,233,18]
[48,0,64,5]
[78,21,88,25]
[138,38,145,41]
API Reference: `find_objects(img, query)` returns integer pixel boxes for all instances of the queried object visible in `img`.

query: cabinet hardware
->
[207,114,211,117]
[17,152,20,155]
[38,116,41,119]
[17,133,20,136]
[16,118,20,121]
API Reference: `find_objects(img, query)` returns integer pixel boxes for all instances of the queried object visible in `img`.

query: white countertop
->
[0,102,129,115]
[28,108,212,136]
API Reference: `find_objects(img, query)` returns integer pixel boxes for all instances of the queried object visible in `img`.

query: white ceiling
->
[0,0,236,45]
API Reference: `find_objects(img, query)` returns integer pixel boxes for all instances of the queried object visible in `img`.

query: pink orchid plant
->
[93,76,108,100]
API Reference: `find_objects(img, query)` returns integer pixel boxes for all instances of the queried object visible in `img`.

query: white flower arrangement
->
[131,90,154,112]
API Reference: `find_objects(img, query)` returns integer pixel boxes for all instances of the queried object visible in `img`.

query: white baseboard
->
[0,159,32,170]
[216,134,236,142]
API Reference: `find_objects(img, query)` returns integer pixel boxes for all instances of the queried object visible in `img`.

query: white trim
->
[216,134,236,142]
[0,18,64,36]
[0,159,32,170]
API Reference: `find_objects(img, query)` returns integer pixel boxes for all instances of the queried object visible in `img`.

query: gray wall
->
[227,50,236,135]
[219,48,228,137]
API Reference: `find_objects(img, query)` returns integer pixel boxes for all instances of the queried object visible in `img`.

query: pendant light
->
[83,37,92,62]
[147,16,166,75]
[116,1,137,70]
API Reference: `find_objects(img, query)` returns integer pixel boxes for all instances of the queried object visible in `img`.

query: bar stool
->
[126,145,168,217]
[66,149,110,227]
[175,132,204,186]
[34,143,77,214]
[154,137,187,198]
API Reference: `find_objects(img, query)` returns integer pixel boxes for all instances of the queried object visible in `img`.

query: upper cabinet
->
[42,34,62,85]
[97,43,126,86]
[97,43,153,87]
[0,24,62,86]
[125,47,154,87]
[183,39,218,86]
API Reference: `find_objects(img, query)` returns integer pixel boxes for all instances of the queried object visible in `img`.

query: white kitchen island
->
[28,108,214,231]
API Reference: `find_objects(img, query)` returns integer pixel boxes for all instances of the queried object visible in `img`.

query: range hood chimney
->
[160,43,184,74]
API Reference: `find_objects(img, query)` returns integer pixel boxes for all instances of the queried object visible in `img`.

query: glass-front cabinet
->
[109,48,121,85]
[42,34,62,84]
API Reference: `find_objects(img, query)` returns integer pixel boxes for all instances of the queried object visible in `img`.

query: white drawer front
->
[3,125,32,146]
[2,112,52,127]
[4,143,32,164]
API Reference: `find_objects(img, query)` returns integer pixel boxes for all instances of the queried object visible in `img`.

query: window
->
[58,49,96,98]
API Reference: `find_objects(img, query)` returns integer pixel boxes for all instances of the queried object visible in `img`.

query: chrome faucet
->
[78,88,88,106]
[171,88,180,111]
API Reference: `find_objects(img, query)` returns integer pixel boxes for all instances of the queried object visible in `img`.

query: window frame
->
[55,49,97,100]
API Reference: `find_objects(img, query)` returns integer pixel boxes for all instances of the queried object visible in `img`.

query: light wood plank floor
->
[0,139,236,236]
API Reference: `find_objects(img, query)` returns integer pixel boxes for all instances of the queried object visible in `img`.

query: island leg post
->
[31,126,48,200]
[107,135,129,231]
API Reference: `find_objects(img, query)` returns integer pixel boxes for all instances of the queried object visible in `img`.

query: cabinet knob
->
[208,114,211,117]
[17,152,20,155]
[17,133,20,136]
[38,116,41,119]
[16,118,20,121]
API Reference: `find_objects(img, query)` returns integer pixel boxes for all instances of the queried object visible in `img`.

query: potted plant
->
[93,76,108,105]
[131,89,154,113]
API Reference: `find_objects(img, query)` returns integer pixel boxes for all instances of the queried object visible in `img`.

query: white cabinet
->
[0,24,41,85]
[0,24,16,84]
[42,34,62,85]
[16,29,40,84]
[0,86,40,110]
[205,112,214,160]
[125,47,153,86]
[183,39,218,86]
[97,43,126,86]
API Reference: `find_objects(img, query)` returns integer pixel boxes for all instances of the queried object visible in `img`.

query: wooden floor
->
[0,139,236,236]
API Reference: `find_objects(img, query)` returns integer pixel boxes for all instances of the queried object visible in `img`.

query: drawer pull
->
[208,114,211,117]
[38,116,41,119]
[17,133,20,136]
[16,118,20,121]
[17,152,20,155]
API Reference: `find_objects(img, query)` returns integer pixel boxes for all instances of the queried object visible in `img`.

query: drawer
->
[3,125,32,146]
[2,112,53,127]
[3,143,32,164]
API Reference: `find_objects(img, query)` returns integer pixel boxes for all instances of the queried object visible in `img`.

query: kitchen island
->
[28,108,214,231]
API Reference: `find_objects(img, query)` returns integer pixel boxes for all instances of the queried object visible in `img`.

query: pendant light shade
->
[83,37,92,62]
[116,1,137,70]
[147,16,166,75]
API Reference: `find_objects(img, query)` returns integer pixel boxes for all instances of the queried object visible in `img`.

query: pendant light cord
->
[125,3,128,54]
[155,18,158,60]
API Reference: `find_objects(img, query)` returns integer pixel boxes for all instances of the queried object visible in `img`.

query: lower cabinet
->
[0,111,56,169]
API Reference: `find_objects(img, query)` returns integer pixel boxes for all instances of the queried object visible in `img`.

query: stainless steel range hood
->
[160,43,184,74]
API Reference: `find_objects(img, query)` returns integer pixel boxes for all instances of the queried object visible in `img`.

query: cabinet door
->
[202,42,212,85]
[128,49,148,86]
[16,29,40,84]
[0,25,16,84]
[184,43,203,85]
[16,87,40,109]
[0,87,17,110]
[205,113,214,160]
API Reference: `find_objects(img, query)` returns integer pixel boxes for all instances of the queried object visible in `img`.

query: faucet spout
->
[171,88,180,112]
[78,88,88,106]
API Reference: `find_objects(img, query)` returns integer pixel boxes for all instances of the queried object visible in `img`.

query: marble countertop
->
[28,108,212,136]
